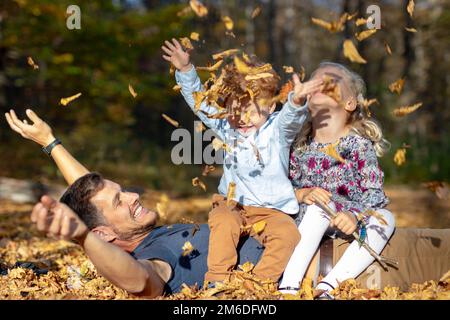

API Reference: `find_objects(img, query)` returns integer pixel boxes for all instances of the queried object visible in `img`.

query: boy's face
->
[227,97,276,137]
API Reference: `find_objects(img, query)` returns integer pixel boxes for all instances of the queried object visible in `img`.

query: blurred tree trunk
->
[267,0,277,68]
[402,0,415,78]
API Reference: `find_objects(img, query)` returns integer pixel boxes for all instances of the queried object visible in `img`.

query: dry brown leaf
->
[190,32,200,41]
[27,56,39,70]
[189,0,208,17]
[222,16,234,31]
[407,0,415,18]
[238,261,255,273]
[361,98,378,117]
[319,140,346,163]
[389,78,406,95]
[161,114,180,128]
[201,165,216,177]
[251,6,261,19]
[244,73,273,81]
[422,182,449,200]
[278,80,294,104]
[182,241,194,256]
[392,102,422,117]
[192,91,206,110]
[212,49,239,60]
[60,93,82,106]
[226,182,236,206]
[405,27,417,33]
[321,76,341,102]
[179,37,194,50]
[128,84,138,98]
[355,29,377,41]
[252,221,267,235]
[343,39,367,64]
[283,66,294,74]
[192,177,207,192]
[311,13,350,33]
[393,148,407,166]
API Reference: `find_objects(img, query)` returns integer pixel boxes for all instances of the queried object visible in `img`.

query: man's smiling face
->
[90,180,158,240]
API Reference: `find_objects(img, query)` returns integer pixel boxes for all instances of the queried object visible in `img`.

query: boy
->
[162,39,323,284]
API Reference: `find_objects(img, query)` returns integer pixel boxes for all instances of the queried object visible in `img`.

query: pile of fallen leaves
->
[1,199,449,300]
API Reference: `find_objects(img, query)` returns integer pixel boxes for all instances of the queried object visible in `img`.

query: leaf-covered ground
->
[0,186,449,300]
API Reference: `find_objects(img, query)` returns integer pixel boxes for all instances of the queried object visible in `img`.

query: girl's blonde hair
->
[293,61,390,157]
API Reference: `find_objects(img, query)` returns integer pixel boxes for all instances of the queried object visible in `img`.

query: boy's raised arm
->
[5,109,89,185]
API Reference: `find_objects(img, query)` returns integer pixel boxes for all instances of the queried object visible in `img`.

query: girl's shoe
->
[314,291,335,300]
[278,286,299,295]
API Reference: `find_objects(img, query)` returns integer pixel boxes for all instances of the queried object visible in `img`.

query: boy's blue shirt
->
[175,66,309,214]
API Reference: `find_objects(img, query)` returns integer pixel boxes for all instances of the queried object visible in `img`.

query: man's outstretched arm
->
[5,109,89,185]
[32,196,165,297]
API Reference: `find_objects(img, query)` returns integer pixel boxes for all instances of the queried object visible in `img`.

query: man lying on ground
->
[5,109,263,297]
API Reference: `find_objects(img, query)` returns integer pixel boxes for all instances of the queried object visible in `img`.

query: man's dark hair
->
[60,172,107,229]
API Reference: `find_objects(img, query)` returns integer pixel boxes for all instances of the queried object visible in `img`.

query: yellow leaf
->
[244,73,273,81]
[283,66,294,73]
[251,6,261,19]
[384,42,392,55]
[128,84,137,98]
[190,32,200,41]
[179,37,193,50]
[311,13,349,33]
[355,18,367,26]
[321,75,341,102]
[388,78,405,95]
[361,98,378,117]
[192,91,206,110]
[226,182,236,206]
[234,56,272,75]
[252,221,266,235]
[60,93,82,106]
[27,56,39,70]
[192,177,207,192]
[196,60,223,73]
[405,27,417,33]
[319,140,346,163]
[393,148,406,166]
[300,278,314,300]
[161,113,180,128]
[172,84,181,92]
[222,16,234,31]
[212,49,239,60]
[182,241,194,256]
[156,194,169,220]
[343,39,367,64]
[355,29,377,41]
[407,0,415,18]
[392,102,422,117]
[238,261,255,273]
[189,0,208,17]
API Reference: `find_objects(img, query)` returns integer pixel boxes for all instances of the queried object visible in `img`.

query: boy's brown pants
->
[205,194,301,283]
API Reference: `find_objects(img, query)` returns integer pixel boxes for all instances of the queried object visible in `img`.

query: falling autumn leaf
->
[192,177,207,192]
[212,49,240,60]
[252,221,267,235]
[321,76,341,102]
[202,165,216,176]
[393,148,407,166]
[245,73,273,81]
[278,80,294,104]
[27,56,39,70]
[60,93,82,106]
[422,181,450,200]
[179,37,194,50]
[251,6,261,19]
[172,84,181,92]
[222,16,234,31]
[392,102,422,117]
[361,98,378,117]
[189,0,208,17]
[234,56,272,75]
[311,13,352,33]
[389,78,406,95]
[192,91,206,110]
[384,42,392,55]
[319,140,346,163]
[355,18,367,26]
[182,241,194,256]
[161,114,180,128]
[190,32,200,41]
[343,39,367,64]
[283,66,294,73]
[196,60,223,72]
[355,29,377,41]
[407,0,415,17]
[226,182,236,206]
[128,84,138,98]
[405,27,417,33]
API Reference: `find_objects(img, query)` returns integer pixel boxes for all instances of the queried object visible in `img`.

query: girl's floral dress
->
[289,134,389,221]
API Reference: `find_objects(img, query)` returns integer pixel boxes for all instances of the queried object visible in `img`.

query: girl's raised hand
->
[291,73,323,106]
[161,38,192,72]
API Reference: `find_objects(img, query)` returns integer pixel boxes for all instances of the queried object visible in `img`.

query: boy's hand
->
[297,187,332,205]
[31,195,89,243]
[330,211,357,235]
[291,74,324,106]
[161,38,192,72]
[5,109,55,147]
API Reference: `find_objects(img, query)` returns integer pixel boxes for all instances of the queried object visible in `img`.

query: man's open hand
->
[161,38,192,72]
[5,109,55,147]
[31,195,89,243]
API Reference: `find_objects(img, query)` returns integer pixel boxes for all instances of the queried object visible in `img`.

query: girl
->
[279,62,396,299]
